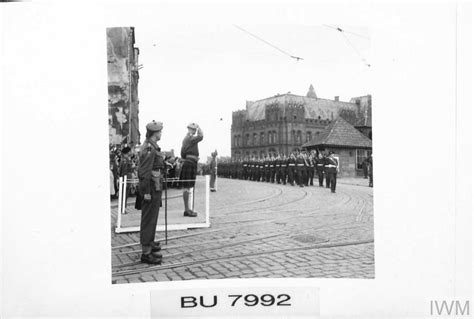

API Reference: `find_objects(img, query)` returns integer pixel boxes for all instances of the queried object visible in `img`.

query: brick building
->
[107,27,140,146]
[231,85,371,159]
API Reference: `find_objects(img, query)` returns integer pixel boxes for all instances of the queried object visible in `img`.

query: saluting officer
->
[137,121,165,264]
[180,123,204,217]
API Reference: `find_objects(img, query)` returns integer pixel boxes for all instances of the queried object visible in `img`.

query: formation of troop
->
[218,150,341,193]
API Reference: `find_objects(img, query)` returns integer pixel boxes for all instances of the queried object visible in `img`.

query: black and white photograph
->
[107,24,374,283]
[1,1,472,318]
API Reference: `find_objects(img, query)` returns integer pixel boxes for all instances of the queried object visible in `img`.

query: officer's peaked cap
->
[146,120,163,132]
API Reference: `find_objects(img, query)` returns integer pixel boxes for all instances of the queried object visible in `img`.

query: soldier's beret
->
[146,120,163,132]
[121,146,131,154]
[187,123,198,130]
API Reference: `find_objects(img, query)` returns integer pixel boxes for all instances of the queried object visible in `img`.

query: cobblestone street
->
[111,177,374,283]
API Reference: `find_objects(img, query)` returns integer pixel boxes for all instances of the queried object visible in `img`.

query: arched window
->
[237,135,241,147]
[291,130,296,143]
[297,131,302,144]
[245,134,250,146]
[273,131,278,144]
[253,133,258,145]
[260,132,265,145]
[306,132,312,142]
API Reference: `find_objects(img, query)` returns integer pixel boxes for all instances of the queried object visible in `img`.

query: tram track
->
[112,217,369,271]
[112,238,374,277]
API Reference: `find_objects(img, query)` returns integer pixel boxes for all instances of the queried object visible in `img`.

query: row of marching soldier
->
[217,150,340,193]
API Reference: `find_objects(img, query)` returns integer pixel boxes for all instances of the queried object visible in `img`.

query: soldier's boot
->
[183,190,197,217]
[141,253,162,264]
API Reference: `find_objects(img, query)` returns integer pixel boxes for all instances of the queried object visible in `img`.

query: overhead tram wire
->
[322,24,371,41]
[322,24,371,68]
[233,24,304,62]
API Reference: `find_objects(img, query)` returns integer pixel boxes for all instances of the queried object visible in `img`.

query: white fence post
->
[116,177,123,230]
[205,175,210,225]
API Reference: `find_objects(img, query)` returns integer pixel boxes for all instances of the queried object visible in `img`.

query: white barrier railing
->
[114,175,210,233]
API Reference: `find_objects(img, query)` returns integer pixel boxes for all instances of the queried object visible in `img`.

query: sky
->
[128,23,371,159]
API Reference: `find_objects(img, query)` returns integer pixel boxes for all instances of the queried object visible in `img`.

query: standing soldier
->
[281,154,288,185]
[295,152,306,187]
[209,150,217,192]
[326,151,339,193]
[275,154,282,184]
[307,152,315,186]
[269,154,276,183]
[287,152,296,186]
[242,157,248,180]
[258,157,264,182]
[137,121,165,264]
[324,153,331,188]
[180,123,204,217]
[368,154,373,187]
[263,155,270,182]
[119,146,135,212]
[315,152,325,187]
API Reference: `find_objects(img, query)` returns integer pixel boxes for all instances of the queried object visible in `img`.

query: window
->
[296,131,302,144]
[245,134,250,146]
[273,131,278,144]
[253,133,258,146]
[260,132,265,145]
[306,132,312,142]
[356,149,371,169]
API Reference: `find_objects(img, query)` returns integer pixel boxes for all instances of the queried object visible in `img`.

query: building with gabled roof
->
[302,117,372,176]
[231,85,371,162]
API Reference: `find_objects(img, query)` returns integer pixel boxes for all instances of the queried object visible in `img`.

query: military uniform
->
[368,155,373,187]
[209,151,217,192]
[287,154,296,186]
[138,121,165,264]
[295,154,306,187]
[324,155,331,188]
[315,155,325,187]
[180,123,204,217]
[307,155,315,186]
[326,153,339,193]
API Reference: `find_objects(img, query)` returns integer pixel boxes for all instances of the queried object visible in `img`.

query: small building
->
[302,117,372,177]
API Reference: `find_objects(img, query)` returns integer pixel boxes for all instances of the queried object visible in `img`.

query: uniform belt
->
[317,164,324,166]
[265,165,269,167]
[326,164,337,168]
[288,164,295,166]
[185,155,199,161]
[270,165,274,167]
[297,164,305,166]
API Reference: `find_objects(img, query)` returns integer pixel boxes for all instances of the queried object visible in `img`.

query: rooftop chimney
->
[334,96,339,101]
